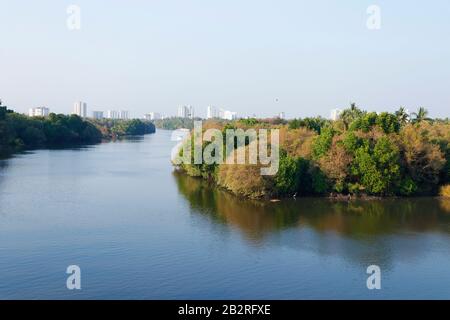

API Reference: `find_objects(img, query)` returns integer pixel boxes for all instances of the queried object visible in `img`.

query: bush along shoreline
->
[0,106,155,157]
[174,105,450,200]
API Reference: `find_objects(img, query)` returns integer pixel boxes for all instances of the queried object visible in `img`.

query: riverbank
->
[0,107,156,158]
[174,170,450,204]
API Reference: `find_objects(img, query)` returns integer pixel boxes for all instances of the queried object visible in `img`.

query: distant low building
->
[29,107,50,117]
[106,110,128,119]
[278,112,285,119]
[92,111,104,120]
[221,109,237,120]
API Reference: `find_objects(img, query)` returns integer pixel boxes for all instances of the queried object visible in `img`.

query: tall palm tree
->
[395,107,409,126]
[340,102,364,130]
[411,107,430,123]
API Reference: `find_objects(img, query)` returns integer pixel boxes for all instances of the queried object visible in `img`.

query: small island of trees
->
[175,104,450,199]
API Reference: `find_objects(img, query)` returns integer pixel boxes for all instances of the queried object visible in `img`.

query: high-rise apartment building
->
[177,105,187,118]
[207,106,219,119]
[73,101,87,118]
[106,110,117,119]
[177,105,194,118]
[330,109,342,121]
[118,110,129,120]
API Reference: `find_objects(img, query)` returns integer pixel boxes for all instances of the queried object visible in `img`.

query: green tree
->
[288,117,327,133]
[351,137,400,195]
[395,107,410,126]
[275,151,311,195]
[349,112,377,132]
[411,107,430,123]
[376,112,401,134]
[312,127,335,159]
[340,103,365,130]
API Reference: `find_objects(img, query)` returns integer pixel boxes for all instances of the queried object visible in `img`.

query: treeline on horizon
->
[154,116,287,130]
[153,117,199,130]
[0,106,155,155]
[176,104,450,199]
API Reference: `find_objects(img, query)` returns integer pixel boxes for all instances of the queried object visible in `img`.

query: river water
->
[1,130,450,299]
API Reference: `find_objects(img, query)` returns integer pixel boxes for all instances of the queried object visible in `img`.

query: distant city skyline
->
[5,98,448,122]
[1,1,450,118]
[8,98,286,120]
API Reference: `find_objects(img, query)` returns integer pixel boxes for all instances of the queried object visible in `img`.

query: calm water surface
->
[1,130,450,299]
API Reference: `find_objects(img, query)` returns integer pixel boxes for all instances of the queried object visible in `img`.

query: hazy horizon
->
[1,0,449,119]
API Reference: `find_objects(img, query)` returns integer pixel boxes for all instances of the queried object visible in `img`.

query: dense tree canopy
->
[0,108,155,156]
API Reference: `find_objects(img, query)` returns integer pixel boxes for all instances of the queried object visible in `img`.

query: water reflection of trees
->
[174,171,450,242]
[0,159,9,215]
[0,159,8,185]
[174,171,450,269]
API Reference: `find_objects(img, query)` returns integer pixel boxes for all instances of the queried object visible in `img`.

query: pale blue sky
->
[1,0,449,118]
